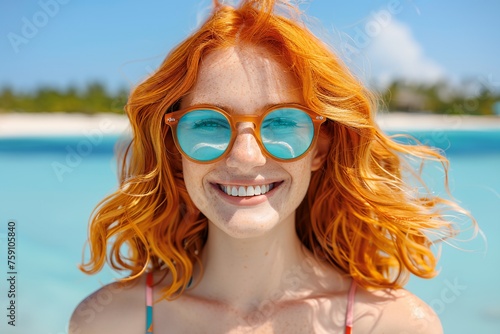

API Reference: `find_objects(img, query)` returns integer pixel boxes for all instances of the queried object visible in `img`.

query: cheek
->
[181,158,209,205]
[285,156,314,194]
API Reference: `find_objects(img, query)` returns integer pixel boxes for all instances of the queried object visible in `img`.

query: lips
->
[217,182,279,197]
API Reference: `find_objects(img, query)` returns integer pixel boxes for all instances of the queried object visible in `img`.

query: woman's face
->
[181,45,325,239]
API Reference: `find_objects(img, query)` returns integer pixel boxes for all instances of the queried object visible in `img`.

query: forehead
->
[182,45,303,113]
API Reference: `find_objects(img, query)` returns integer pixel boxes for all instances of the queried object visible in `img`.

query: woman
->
[70,1,471,333]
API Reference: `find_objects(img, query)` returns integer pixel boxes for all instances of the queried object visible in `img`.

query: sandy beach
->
[0,113,131,138]
[1,112,500,138]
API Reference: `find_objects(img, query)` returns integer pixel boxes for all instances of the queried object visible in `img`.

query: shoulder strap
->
[146,272,154,334]
[345,279,357,334]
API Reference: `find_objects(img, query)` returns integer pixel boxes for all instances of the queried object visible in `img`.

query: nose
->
[225,123,266,171]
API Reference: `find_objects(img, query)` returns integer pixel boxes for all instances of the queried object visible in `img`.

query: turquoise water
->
[0,130,499,333]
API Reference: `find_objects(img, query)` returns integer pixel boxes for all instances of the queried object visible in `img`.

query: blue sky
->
[1,0,499,93]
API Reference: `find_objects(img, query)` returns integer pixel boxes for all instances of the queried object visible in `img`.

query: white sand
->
[0,113,130,138]
[376,112,500,131]
[1,112,500,138]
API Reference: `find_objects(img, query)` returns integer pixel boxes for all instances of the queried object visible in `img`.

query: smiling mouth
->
[217,182,281,197]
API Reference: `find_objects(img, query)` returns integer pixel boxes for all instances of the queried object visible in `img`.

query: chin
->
[209,212,282,239]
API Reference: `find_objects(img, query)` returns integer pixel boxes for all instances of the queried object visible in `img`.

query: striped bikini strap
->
[145,272,194,334]
[146,272,154,334]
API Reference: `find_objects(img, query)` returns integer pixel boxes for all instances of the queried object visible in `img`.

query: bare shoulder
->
[354,287,443,334]
[69,275,146,334]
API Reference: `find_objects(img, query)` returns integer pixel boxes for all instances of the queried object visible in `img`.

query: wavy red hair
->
[81,0,473,297]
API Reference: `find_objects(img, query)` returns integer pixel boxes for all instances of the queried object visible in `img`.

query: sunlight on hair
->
[80,0,478,300]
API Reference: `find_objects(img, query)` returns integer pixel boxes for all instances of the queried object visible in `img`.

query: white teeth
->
[247,186,255,196]
[254,185,261,195]
[220,183,275,197]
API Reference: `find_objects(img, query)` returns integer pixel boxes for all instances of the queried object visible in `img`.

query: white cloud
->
[364,19,446,86]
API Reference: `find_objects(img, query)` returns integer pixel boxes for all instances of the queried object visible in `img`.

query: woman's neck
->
[190,213,318,314]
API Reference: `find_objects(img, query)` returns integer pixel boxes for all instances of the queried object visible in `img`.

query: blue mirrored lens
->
[177,109,231,161]
[260,108,314,159]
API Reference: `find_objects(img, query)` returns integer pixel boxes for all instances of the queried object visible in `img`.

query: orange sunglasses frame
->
[164,103,326,163]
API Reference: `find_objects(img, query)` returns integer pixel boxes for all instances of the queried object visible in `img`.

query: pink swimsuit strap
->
[345,279,357,334]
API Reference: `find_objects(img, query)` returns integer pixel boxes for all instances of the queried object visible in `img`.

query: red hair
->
[81,0,474,297]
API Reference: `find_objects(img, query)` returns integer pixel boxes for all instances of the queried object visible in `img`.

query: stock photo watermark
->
[0,221,19,327]
[45,280,123,334]
[51,119,116,182]
[242,257,345,328]
[419,73,500,148]
[7,0,72,54]
[429,278,467,315]
[245,263,311,326]
[337,0,403,63]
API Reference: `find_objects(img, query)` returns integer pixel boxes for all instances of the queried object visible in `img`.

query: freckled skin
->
[181,45,322,239]
[69,44,444,334]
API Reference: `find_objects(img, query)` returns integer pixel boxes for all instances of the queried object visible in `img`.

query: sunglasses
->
[164,103,326,163]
